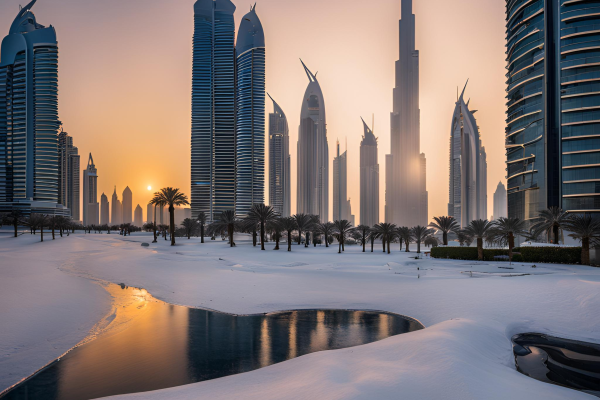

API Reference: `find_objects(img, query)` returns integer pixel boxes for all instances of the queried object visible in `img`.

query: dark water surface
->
[513,333,600,397]
[2,285,423,400]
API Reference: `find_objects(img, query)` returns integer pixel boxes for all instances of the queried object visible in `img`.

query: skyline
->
[0,0,506,222]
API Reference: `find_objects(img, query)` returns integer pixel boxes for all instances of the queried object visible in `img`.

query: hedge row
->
[431,246,581,264]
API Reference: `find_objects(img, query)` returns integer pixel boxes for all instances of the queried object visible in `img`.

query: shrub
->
[431,246,580,264]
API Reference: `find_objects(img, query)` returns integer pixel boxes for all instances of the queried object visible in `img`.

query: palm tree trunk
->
[261,222,265,250]
[13,220,17,238]
[553,225,559,244]
[382,239,386,252]
[229,224,234,247]
[371,237,374,252]
[417,241,421,254]
[399,239,403,251]
[275,235,280,250]
[338,240,341,254]
[405,241,410,252]
[52,226,55,240]
[325,233,329,247]
[288,231,292,251]
[201,225,205,243]
[477,237,483,261]
[169,205,176,246]
[253,228,257,247]
[298,230,302,245]
[387,240,390,254]
[342,238,345,252]
[582,237,590,265]
[443,231,448,246]
[40,226,44,242]
[153,206,157,243]
[362,237,366,252]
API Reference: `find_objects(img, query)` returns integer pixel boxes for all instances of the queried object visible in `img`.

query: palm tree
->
[372,223,397,254]
[456,229,470,247]
[247,204,279,250]
[464,219,494,261]
[333,220,354,253]
[210,210,238,247]
[279,217,298,252]
[181,218,196,239]
[492,217,528,261]
[310,215,321,247]
[197,212,207,243]
[411,226,435,254]
[429,216,459,246]
[398,226,413,252]
[564,214,600,265]
[317,222,335,248]
[268,219,284,250]
[530,207,572,245]
[148,200,160,243]
[294,213,312,246]
[424,236,439,248]
[152,188,190,246]
[356,225,370,252]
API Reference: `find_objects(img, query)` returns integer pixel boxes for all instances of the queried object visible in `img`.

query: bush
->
[431,246,580,264]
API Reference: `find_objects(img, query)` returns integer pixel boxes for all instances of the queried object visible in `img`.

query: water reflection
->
[2,285,423,400]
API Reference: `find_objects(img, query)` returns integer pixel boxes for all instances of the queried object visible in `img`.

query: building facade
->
[268,94,290,217]
[448,84,488,227]
[333,141,348,222]
[111,187,122,226]
[134,204,143,227]
[146,203,154,224]
[386,0,427,226]
[297,60,329,221]
[0,1,68,216]
[360,118,379,226]
[100,193,109,225]
[493,181,507,220]
[58,130,80,221]
[82,154,99,226]
[122,186,132,224]
[191,0,236,222]
[235,5,265,218]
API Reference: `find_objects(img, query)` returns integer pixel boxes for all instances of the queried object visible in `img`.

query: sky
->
[0,0,507,223]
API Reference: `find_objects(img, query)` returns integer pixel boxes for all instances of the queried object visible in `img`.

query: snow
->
[1,231,600,399]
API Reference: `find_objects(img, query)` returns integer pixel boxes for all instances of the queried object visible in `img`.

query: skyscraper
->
[419,153,428,224]
[506,1,600,220]
[235,5,265,218]
[448,83,488,227]
[333,141,349,222]
[0,1,67,216]
[58,130,80,221]
[386,0,427,226]
[134,205,143,227]
[268,94,290,217]
[297,60,329,221]
[111,187,122,226]
[146,203,154,224]
[100,193,109,225]
[82,154,99,226]
[122,186,132,224]
[494,182,507,221]
[360,118,379,226]
[191,0,236,222]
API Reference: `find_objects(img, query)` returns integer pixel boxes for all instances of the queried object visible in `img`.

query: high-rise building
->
[448,84,488,227]
[505,1,600,220]
[297,60,329,221]
[100,193,109,225]
[385,154,394,223]
[420,153,428,224]
[386,0,427,226]
[493,182,508,221]
[82,154,99,226]
[268,94,290,217]
[333,141,349,222]
[122,186,132,224]
[0,2,68,217]
[134,204,143,227]
[111,187,122,226]
[58,130,80,221]
[146,203,154,224]
[191,0,236,222]
[360,118,379,226]
[235,5,265,218]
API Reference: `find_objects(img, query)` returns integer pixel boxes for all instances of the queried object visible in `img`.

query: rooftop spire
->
[300,59,318,83]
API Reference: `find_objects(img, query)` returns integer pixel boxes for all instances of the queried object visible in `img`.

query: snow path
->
[1,232,600,399]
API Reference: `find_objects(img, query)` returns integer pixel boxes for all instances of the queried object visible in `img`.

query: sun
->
[147,186,152,191]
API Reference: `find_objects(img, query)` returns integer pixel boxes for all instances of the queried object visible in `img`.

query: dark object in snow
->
[141,243,149,247]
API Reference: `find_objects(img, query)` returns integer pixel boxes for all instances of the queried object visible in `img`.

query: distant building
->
[360,118,379,226]
[82,154,99,226]
[100,193,109,225]
[174,208,193,226]
[58,131,80,221]
[134,204,143,227]
[494,182,507,220]
[122,186,132,224]
[268,94,290,217]
[146,203,154,224]
[420,153,428,225]
[333,141,353,223]
[385,154,393,223]
[111,187,122,226]
[297,61,329,221]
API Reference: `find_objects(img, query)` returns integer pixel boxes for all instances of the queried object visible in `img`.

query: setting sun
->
[147,186,152,191]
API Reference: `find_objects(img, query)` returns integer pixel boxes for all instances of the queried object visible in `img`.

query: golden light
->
[147,186,152,191]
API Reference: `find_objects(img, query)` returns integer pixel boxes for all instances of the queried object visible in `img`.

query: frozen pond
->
[1,284,423,400]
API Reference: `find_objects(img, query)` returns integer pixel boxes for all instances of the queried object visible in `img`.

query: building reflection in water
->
[3,286,423,400]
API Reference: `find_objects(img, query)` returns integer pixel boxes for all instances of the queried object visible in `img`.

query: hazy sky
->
[0,0,506,222]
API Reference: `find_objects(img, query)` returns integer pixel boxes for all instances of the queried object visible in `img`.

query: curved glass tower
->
[191,0,236,221]
[0,0,67,216]
[297,60,329,221]
[268,94,290,217]
[235,5,265,218]
[360,118,379,226]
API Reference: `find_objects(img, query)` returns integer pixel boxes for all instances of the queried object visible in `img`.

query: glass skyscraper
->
[506,1,600,219]
[268,94,290,217]
[235,5,265,218]
[360,118,379,227]
[191,0,236,221]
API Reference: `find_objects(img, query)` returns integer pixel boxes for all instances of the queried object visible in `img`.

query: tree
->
[317,222,335,248]
[48,215,61,240]
[530,207,572,245]
[279,217,297,252]
[294,213,312,246]
[152,188,190,246]
[333,220,354,253]
[491,217,528,261]
[268,219,284,250]
[372,223,397,254]
[411,226,435,254]
[424,236,439,248]
[398,226,413,252]
[3,210,23,238]
[429,216,459,246]
[564,214,600,265]
[356,225,370,252]
[148,200,160,243]
[181,218,196,239]
[210,210,238,247]
[464,219,494,261]
[197,211,207,244]
[310,215,321,247]
[456,229,470,247]
[247,204,279,250]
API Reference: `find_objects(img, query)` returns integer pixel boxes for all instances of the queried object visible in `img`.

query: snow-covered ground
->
[1,231,599,399]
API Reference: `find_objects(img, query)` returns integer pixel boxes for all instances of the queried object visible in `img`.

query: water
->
[513,333,600,397]
[2,285,423,400]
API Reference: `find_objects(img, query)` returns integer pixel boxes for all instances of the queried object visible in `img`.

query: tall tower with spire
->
[386,0,427,226]
[268,94,290,217]
[82,154,99,226]
[360,118,379,226]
